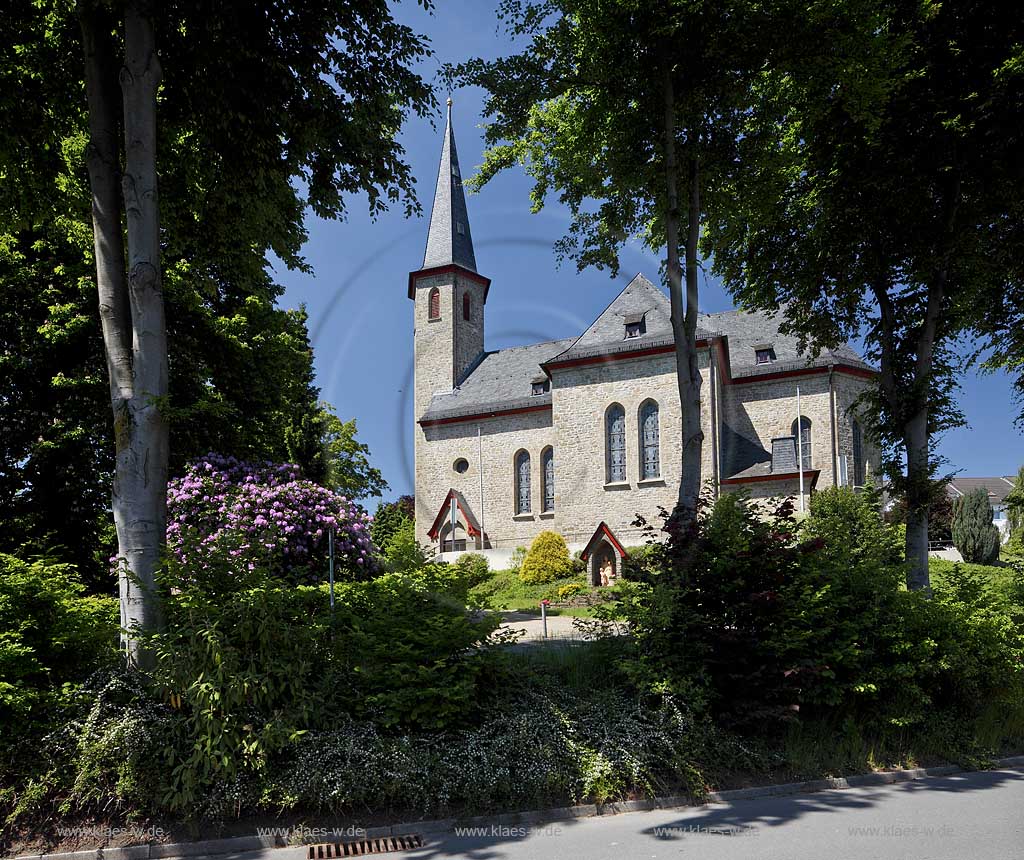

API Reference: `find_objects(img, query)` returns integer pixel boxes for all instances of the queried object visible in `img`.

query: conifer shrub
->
[952,488,1001,564]
[520,531,574,583]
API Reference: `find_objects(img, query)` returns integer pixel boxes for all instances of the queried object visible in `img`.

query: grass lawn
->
[468,568,610,617]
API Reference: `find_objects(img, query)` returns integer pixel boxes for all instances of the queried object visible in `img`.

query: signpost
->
[541,598,550,638]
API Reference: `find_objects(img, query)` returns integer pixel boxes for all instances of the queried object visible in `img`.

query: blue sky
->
[275,0,1022,504]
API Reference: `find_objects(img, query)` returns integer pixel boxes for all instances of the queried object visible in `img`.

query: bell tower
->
[409,98,490,425]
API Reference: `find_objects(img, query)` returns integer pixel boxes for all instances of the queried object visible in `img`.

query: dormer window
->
[755,346,776,365]
[532,379,551,396]
[624,313,646,339]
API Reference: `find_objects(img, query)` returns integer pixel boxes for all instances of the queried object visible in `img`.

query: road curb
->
[19,755,1024,860]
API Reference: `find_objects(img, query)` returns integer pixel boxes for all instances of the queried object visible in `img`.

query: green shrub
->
[520,531,573,584]
[952,488,1001,564]
[137,546,503,811]
[0,553,118,725]
[383,518,432,573]
[554,581,587,602]
[370,495,414,553]
[613,489,1024,732]
[508,545,528,574]
[453,552,490,586]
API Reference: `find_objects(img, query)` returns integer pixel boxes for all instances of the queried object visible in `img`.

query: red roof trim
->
[580,521,627,562]
[420,403,551,427]
[426,489,481,541]
[408,264,491,301]
[545,341,708,371]
[721,469,821,487]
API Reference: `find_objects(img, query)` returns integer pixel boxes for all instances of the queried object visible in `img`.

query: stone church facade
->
[410,106,880,580]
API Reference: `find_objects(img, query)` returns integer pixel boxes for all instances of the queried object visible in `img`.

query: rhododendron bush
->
[167,454,375,582]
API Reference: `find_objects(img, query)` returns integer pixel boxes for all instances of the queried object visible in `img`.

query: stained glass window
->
[542,447,554,512]
[515,450,531,514]
[607,405,626,483]
[641,401,660,479]
[852,419,865,486]
[792,416,812,470]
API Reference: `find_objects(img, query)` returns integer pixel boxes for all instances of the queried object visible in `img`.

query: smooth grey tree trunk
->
[117,0,168,663]
[79,0,167,664]
[662,63,704,530]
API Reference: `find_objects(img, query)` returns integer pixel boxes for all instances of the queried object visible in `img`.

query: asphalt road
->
[216,766,1023,860]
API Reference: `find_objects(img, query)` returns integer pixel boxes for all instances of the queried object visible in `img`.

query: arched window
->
[792,416,811,470]
[639,400,660,480]
[463,292,471,321]
[515,450,531,514]
[542,447,554,512]
[428,287,441,320]
[606,404,626,483]
[852,419,865,486]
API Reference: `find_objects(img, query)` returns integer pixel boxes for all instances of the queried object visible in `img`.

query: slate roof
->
[418,274,875,424]
[546,273,716,365]
[421,101,477,272]
[947,477,1015,505]
[702,308,873,378]
[420,338,576,423]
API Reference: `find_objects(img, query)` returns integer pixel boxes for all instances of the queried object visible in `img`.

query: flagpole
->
[797,385,805,513]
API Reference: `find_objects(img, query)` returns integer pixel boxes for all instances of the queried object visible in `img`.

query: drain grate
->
[306,835,423,858]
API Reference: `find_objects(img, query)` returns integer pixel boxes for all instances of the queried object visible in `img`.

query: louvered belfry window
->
[542,447,554,512]
[641,401,660,479]
[428,287,441,320]
[515,450,531,514]
[607,405,626,483]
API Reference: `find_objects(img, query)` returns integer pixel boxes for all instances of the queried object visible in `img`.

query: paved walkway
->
[496,610,582,641]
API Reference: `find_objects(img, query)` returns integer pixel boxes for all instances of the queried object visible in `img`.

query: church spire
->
[422,98,477,272]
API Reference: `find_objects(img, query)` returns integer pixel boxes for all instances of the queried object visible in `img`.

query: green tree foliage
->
[705,0,1024,589]
[0,1,431,594]
[952,488,1001,565]
[383,518,432,575]
[449,0,770,525]
[371,495,415,552]
[316,405,388,501]
[804,485,903,572]
[1005,467,1024,539]
[520,531,573,584]
[886,485,955,545]
[613,492,1023,730]
[0,554,118,728]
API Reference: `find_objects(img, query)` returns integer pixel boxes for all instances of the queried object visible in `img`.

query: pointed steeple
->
[422,98,477,272]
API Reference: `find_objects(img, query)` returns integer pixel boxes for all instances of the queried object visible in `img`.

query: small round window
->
[453,458,469,474]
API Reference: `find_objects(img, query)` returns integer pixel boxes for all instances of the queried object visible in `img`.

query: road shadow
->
[400,766,1024,860]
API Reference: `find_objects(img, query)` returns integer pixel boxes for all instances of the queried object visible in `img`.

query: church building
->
[410,105,880,581]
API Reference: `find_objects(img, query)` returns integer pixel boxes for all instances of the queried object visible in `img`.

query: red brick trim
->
[419,403,551,427]
[408,264,491,300]
[426,489,482,541]
[580,521,627,562]
[544,341,709,371]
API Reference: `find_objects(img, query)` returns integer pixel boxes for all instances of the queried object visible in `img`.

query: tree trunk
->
[115,0,168,664]
[904,409,931,591]
[662,61,704,531]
